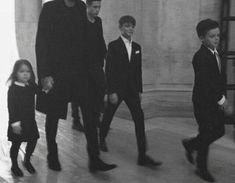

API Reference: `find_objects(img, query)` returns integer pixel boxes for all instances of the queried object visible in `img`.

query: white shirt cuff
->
[11,121,21,127]
[218,95,226,105]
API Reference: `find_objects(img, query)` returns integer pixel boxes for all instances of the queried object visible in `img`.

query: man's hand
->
[220,99,234,116]
[221,99,229,110]
[109,93,118,105]
[224,104,234,116]
[41,76,54,92]
[11,121,22,135]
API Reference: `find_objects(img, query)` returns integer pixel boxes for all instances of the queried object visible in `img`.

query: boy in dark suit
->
[182,19,233,182]
[99,15,162,167]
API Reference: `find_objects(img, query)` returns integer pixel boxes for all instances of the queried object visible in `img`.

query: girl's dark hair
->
[7,59,35,86]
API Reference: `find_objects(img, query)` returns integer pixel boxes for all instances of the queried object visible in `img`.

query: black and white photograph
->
[0,0,235,182]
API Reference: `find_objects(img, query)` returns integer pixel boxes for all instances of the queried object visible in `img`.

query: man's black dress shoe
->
[195,169,216,182]
[138,155,162,167]
[89,158,117,173]
[182,139,194,164]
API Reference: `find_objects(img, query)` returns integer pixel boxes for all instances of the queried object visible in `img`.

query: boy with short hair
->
[99,15,162,167]
[182,19,233,182]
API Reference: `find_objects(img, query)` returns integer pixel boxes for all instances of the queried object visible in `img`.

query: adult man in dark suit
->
[36,0,116,172]
[86,0,107,128]
[99,15,162,167]
[182,19,233,182]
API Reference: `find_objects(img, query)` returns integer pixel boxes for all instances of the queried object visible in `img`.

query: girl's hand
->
[11,121,22,135]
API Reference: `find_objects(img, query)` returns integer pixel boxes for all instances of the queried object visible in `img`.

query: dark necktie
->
[214,52,221,73]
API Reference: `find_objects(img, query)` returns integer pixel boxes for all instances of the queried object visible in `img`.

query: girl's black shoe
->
[23,160,36,174]
[11,166,24,177]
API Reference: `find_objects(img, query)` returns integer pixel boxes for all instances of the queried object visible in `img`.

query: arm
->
[137,47,143,93]
[35,3,54,80]
[99,18,107,68]
[193,55,225,103]
[8,88,21,125]
[105,43,120,95]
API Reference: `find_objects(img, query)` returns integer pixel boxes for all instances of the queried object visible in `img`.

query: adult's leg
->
[79,98,99,159]
[45,114,61,171]
[71,102,84,131]
[79,95,117,172]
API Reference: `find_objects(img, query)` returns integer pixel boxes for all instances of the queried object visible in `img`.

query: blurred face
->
[119,23,135,40]
[17,64,31,84]
[87,1,101,17]
[201,27,220,50]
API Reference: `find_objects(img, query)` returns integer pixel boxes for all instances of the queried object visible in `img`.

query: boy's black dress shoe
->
[11,166,24,177]
[89,158,117,173]
[137,155,162,167]
[99,139,108,152]
[23,160,36,174]
[195,169,216,182]
[182,139,194,164]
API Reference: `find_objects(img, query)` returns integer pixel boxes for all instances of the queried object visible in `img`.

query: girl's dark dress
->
[7,82,40,142]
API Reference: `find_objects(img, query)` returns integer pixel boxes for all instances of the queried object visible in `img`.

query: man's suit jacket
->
[192,44,227,110]
[105,37,143,96]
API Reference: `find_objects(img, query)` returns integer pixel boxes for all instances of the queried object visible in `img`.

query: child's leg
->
[23,139,37,174]
[10,141,21,167]
[10,141,24,176]
[25,139,37,161]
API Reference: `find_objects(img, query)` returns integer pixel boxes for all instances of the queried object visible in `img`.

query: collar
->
[14,81,28,87]
[206,46,218,55]
[121,35,132,45]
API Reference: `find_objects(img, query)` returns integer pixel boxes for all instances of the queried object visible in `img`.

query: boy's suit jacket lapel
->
[118,37,129,63]
[201,45,221,75]
[130,44,135,63]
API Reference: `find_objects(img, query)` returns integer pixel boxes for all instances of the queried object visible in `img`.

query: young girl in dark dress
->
[7,59,42,177]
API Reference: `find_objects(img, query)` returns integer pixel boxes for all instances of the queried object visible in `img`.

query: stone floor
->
[0,111,235,183]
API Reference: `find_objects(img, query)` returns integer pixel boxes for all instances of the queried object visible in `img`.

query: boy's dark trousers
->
[186,104,225,171]
[100,90,146,157]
